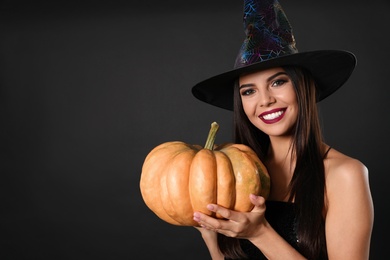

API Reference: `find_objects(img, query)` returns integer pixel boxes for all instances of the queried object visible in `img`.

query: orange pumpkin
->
[139,122,270,226]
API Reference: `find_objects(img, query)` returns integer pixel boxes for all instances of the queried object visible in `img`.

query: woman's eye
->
[241,89,255,96]
[272,79,287,87]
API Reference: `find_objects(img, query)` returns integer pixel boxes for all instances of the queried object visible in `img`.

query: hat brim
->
[192,50,356,111]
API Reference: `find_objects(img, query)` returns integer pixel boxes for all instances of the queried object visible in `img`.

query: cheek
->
[286,86,298,104]
[241,99,257,116]
[242,101,259,127]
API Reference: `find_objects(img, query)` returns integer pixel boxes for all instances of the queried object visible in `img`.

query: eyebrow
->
[239,71,288,89]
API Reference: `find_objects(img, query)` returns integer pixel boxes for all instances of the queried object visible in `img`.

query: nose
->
[259,89,276,107]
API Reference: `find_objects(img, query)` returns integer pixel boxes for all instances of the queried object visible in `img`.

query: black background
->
[1,0,388,259]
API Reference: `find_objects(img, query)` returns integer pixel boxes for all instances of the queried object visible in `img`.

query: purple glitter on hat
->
[234,0,298,68]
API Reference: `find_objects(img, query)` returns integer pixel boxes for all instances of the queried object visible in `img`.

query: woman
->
[191,0,374,259]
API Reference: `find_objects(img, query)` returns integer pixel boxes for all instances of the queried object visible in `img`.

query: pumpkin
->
[139,122,270,226]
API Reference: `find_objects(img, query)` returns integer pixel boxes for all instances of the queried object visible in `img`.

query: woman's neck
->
[267,135,294,165]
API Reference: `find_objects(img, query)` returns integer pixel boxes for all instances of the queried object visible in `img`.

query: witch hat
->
[192,0,356,111]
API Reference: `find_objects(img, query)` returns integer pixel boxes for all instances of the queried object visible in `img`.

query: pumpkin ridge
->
[166,149,198,226]
[220,146,261,212]
[140,144,181,225]
[189,149,218,217]
[224,144,270,199]
[143,142,184,168]
[158,145,197,225]
[215,151,236,218]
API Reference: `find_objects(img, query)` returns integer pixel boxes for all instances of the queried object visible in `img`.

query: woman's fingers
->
[193,209,224,229]
[249,194,266,213]
[193,204,242,235]
[193,195,267,237]
[207,204,236,221]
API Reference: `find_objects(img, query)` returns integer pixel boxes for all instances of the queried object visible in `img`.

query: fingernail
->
[207,204,214,211]
[193,212,200,221]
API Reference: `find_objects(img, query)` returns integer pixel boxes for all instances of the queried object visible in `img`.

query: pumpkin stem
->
[204,122,219,150]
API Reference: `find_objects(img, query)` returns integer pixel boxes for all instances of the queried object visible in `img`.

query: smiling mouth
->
[262,110,284,120]
[259,108,286,123]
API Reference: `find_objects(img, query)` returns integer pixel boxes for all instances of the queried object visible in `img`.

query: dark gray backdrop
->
[1,0,388,259]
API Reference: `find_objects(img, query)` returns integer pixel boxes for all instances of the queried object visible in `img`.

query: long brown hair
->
[218,66,328,259]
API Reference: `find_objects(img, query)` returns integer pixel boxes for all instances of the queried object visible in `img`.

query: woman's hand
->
[193,194,267,240]
[194,195,306,259]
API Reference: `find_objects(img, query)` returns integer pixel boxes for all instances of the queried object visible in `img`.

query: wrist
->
[249,220,272,245]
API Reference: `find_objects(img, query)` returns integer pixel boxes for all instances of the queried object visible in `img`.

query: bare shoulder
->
[324,147,371,207]
[324,148,368,183]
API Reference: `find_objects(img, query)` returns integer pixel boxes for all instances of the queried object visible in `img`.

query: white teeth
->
[262,111,284,120]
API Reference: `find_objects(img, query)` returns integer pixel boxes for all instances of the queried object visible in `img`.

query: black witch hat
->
[192,0,356,111]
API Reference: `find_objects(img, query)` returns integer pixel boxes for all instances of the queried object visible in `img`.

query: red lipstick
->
[259,108,286,124]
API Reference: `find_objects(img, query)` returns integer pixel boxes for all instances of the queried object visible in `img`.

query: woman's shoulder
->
[324,147,368,180]
[324,147,370,204]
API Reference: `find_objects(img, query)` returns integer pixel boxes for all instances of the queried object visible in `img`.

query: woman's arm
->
[194,225,224,260]
[324,154,374,259]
